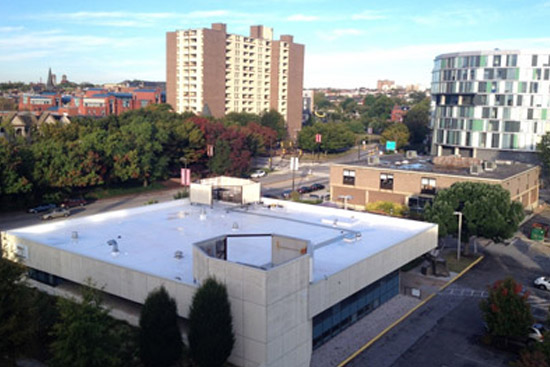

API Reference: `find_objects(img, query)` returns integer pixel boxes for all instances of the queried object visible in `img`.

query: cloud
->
[305,37,550,88]
[351,11,386,20]
[32,10,242,28]
[317,28,363,41]
[287,14,320,22]
[0,26,24,32]
[410,8,487,27]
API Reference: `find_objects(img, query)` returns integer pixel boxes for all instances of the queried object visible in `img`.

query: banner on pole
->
[315,133,322,143]
[181,168,191,186]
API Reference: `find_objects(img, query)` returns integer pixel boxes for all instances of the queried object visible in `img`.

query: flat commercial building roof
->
[5,198,435,283]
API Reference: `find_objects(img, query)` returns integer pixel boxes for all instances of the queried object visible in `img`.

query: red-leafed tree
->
[480,278,533,339]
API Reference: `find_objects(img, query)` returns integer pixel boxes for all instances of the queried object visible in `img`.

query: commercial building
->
[166,24,305,140]
[431,50,550,162]
[330,154,540,212]
[2,177,436,367]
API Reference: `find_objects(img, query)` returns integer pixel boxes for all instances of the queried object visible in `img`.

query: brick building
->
[166,23,305,139]
[330,154,540,211]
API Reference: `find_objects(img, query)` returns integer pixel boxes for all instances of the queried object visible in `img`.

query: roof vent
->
[232,222,239,231]
[199,208,207,221]
[174,250,183,259]
[343,232,356,243]
[469,164,482,175]
[406,150,418,159]
[71,231,78,240]
[367,156,380,165]
[483,161,497,171]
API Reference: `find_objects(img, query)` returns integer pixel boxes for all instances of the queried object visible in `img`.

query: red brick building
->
[18,88,165,117]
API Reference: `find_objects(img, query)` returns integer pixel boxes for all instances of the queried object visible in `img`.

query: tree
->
[50,282,121,367]
[424,182,524,243]
[139,286,183,367]
[0,259,32,363]
[480,278,533,340]
[297,122,355,153]
[538,132,550,176]
[189,278,235,367]
[260,109,287,140]
[408,91,427,105]
[380,123,410,150]
[403,98,430,147]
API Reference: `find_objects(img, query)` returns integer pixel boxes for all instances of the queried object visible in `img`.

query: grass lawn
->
[444,250,482,273]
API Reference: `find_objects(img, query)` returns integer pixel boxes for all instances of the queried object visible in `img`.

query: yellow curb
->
[439,255,485,292]
[337,255,485,367]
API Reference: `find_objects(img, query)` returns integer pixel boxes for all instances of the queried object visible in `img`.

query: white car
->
[534,276,550,291]
[250,170,266,178]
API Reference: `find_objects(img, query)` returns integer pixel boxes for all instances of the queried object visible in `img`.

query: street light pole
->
[453,211,462,261]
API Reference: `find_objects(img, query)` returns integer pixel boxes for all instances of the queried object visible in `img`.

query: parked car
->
[485,322,546,348]
[308,183,325,192]
[61,198,88,208]
[298,186,311,194]
[250,170,266,178]
[42,208,71,220]
[28,203,56,213]
[534,276,550,290]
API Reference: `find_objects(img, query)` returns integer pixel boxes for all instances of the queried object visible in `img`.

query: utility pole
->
[454,211,463,261]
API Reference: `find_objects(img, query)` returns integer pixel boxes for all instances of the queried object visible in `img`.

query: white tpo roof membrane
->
[7,199,436,284]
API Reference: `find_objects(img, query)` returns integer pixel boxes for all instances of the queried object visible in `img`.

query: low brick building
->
[330,154,540,212]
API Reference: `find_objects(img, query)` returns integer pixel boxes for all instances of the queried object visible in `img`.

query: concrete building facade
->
[166,24,305,140]
[431,50,550,162]
[330,154,540,211]
[2,177,436,367]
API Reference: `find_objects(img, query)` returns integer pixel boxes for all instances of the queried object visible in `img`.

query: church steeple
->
[46,67,55,90]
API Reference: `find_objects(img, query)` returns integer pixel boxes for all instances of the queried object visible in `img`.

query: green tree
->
[208,139,232,175]
[0,259,31,363]
[403,98,430,146]
[408,91,427,105]
[50,282,121,367]
[189,278,235,367]
[139,286,183,367]
[380,123,410,149]
[297,122,355,153]
[424,182,524,243]
[480,278,533,340]
[314,92,332,109]
[260,109,287,140]
[538,132,550,176]
[224,112,261,126]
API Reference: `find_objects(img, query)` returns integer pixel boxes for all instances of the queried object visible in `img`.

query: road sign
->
[386,141,396,151]
[290,157,299,171]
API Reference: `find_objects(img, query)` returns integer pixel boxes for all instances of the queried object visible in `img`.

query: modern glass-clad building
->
[431,50,550,162]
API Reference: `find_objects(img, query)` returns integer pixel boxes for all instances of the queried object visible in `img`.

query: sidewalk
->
[310,294,420,367]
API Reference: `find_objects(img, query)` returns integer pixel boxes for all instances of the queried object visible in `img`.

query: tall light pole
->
[453,211,462,261]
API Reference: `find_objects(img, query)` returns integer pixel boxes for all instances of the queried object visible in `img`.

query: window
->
[504,121,520,132]
[343,169,355,185]
[380,173,394,190]
[489,120,499,132]
[491,133,500,148]
[532,55,538,67]
[493,55,501,67]
[506,54,517,67]
[421,178,436,195]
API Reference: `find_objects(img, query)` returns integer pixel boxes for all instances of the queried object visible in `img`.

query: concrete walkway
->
[310,294,420,367]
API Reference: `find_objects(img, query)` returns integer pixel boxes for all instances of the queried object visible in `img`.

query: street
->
[347,235,550,367]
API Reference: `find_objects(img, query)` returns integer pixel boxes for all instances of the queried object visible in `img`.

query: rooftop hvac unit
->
[469,165,483,175]
[367,156,380,165]
[483,161,497,171]
[405,150,418,159]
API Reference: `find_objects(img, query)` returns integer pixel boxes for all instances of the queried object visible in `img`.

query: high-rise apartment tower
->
[166,24,305,139]
[431,50,550,162]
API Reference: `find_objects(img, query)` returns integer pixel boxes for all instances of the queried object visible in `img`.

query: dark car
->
[28,203,56,213]
[309,183,325,192]
[298,186,311,194]
[61,198,88,208]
